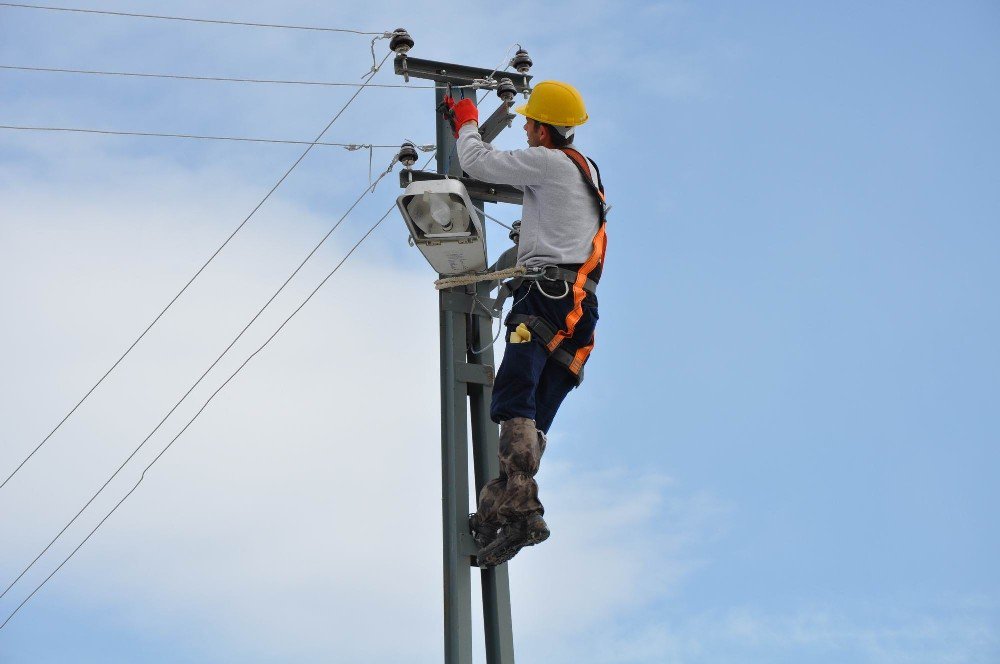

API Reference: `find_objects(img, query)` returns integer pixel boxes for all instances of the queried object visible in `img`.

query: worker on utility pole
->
[443,81,607,568]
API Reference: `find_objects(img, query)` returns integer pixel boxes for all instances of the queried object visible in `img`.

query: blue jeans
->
[490,281,599,433]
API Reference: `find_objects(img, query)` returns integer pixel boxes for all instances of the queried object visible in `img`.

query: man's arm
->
[456,123,549,187]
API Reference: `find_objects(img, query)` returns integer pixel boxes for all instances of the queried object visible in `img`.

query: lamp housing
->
[396,178,488,275]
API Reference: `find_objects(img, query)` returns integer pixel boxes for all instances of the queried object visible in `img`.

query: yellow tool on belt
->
[509,323,532,344]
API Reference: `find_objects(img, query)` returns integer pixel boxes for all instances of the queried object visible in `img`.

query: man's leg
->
[476,360,571,563]
[533,359,579,434]
[472,330,549,542]
[475,284,586,565]
[489,339,549,424]
[494,417,547,523]
[535,303,598,433]
[476,417,550,567]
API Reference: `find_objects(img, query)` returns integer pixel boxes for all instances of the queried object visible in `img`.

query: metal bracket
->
[480,101,516,144]
[456,362,494,385]
[458,532,478,558]
[400,171,522,205]
[395,55,532,90]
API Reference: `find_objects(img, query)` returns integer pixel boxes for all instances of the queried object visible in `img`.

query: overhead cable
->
[485,42,519,82]
[0,208,396,630]
[0,124,433,151]
[0,51,392,494]
[0,155,400,607]
[0,2,386,35]
[0,153,433,630]
[0,64,439,88]
[0,64,493,90]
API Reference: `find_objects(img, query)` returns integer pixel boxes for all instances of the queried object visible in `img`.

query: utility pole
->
[390,35,532,664]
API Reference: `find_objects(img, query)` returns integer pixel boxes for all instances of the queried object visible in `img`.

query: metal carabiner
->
[537,267,570,299]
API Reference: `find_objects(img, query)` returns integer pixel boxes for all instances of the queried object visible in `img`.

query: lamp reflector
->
[396,178,488,275]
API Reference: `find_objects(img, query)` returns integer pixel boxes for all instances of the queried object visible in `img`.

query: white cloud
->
[0,150,715,662]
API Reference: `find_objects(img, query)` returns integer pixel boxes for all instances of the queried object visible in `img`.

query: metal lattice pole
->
[435,82,515,664]
[393,47,530,663]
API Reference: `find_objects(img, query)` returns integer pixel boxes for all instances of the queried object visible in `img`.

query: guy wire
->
[0,153,436,630]
[1,156,398,603]
[0,52,392,492]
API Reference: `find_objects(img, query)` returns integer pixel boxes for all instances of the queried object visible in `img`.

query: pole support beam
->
[422,61,517,664]
[398,170,523,205]
[394,55,532,91]
[395,46,521,662]
[480,101,517,144]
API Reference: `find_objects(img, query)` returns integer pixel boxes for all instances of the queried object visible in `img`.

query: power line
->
[0,144,426,626]
[0,2,386,35]
[0,207,396,631]
[486,43,520,83]
[0,62,497,92]
[0,157,400,605]
[0,64,438,89]
[0,124,433,151]
[0,51,392,494]
[472,205,514,231]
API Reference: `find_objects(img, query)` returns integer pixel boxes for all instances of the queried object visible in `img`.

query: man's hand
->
[451,98,479,132]
[443,96,479,138]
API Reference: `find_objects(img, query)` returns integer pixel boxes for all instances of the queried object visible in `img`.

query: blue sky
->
[1,1,997,662]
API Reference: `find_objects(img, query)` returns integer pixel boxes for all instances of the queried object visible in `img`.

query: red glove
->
[443,96,478,138]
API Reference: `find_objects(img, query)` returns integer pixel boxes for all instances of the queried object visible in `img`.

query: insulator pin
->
[389,28,414,55]
[398,141,419,168]
[390,28,414,82]
[510,47,532,74]
[496,78,517,103]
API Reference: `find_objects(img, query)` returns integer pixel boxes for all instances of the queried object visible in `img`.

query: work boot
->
[494,419,546,522]
[469,513,499,550]
[470,418,547,531]
[476,514,550,568]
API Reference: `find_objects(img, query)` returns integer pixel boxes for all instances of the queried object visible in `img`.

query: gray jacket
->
[456,123,601,269]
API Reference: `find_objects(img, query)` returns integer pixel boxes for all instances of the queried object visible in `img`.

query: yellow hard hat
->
[514,80,588,127]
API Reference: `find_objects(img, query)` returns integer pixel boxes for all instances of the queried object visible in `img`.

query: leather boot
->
[471,418,549,565]
[470,418,547,531]
[476,514,550,568]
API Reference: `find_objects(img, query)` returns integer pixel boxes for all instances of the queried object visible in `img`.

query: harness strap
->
[546,267,598,296]
[493,148,607,382]
[492,277,524,316]
[544,148,607,354]
[506,314,585,386]
[558,147,607,220]
[492,149,606,318]
[490,266,597,317]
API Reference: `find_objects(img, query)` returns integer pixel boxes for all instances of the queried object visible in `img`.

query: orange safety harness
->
[501,147,608,383]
